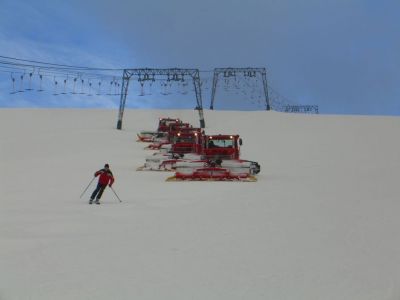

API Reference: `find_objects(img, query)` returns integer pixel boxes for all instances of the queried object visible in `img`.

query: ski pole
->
[79,176,96,198]
[110,186,122,203]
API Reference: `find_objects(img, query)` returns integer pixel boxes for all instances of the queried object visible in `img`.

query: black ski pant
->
[90,183,107,200]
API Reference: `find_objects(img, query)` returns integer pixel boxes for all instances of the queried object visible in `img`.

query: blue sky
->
[0,0,399,115]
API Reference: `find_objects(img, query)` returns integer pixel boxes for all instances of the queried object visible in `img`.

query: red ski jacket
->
[95,169,115,186]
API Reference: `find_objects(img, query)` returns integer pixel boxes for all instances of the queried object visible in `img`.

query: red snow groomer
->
[137,128,204,171]
[137,117,183,142]
[145,122,195,150]
[168,128,204,154]
[166,134,261,182]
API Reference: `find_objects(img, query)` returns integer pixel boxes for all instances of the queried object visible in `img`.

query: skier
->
[89,164,115,204]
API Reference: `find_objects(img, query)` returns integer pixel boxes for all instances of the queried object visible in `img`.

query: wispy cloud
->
[0,0,131,108]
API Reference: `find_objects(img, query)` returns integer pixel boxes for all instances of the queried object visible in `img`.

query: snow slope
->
[1,108,400,300]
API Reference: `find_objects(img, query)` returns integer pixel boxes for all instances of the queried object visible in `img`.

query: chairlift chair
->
[18,74,25,93]
[114,81,118,95]
[87,81,93,96]
[96,81,102,95]
[71,77,77,94]
[25,72,34,91]
[80,79,85,94]
[107,80,113,95]
[53,79,59,96]
[139,81,145,96]
[37,74,44,92]
[9,73,17,94]
[61,79,68,94]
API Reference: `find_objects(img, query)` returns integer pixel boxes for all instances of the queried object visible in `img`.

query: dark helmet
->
[104,164,110,168]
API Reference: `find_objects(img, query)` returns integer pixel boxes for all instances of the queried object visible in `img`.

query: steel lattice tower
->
[209,67,271,111]
[117,68,205,130]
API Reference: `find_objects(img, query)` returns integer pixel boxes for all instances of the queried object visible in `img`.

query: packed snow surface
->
[1,109,400,300]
